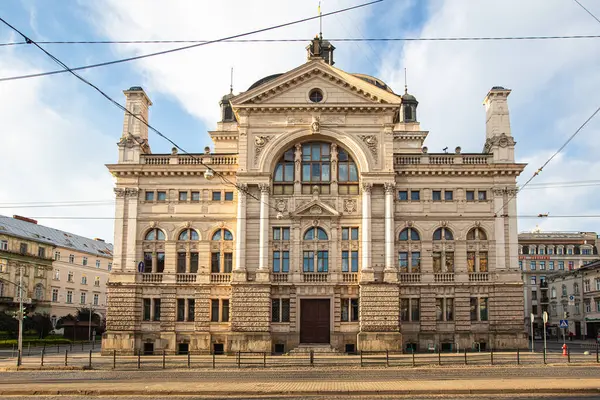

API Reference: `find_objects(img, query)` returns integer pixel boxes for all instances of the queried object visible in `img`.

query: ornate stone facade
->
[103,39,527,355]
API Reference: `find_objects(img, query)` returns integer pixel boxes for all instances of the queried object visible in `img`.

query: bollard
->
[113,350,116,369]
[438,348,441,366]
[490,348,494,365]
[543,348,547,365]
[162,350,166,369]
[412,348,415,367]
[212,352,215,369]
[65,350,68,366]
[464,348,467,365]
[517,348,520,365]
[137,350,141,369]
[16,350,21,367]
[360,350,363,367]
[237,351,241,368]
[568,346,571,363]
[310,350,314,367]
[263,352,267,368]
[40,350,44,367]
[88,349,92,369]
[188,352,191,369]
[386,350,389,368]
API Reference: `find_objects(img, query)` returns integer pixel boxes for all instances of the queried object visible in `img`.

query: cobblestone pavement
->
[2,396,600,400]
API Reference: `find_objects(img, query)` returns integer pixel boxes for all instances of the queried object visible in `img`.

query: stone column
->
[233,184,247,282]
[112,188,126,272]
[492,188,507,270]
[125,188,139,272]
[256,183,270,282]
[361,183,374,282]
[383,183,397,282]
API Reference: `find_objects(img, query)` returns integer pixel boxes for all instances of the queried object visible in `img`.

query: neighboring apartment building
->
[547,259,600,339]
[519,229,598,338]
[0,215,113,325]
[103,37,527,356]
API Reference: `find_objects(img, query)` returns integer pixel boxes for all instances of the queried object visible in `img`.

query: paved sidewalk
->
[0,377,599,396]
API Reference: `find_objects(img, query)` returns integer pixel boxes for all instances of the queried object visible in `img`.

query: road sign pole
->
[530,313,534,353]
[542,311,548,357]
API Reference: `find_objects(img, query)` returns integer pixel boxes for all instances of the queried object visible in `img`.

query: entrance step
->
[288,344,339,354]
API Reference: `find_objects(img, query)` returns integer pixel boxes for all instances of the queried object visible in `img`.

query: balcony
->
[141,273,163,283]
[540,281,548,288]
[176,273,197,283]
[210,273,231,283]
[399,273,421,283]
[468,272,489,282]
[303,273,329,283]
[540,297,550,304]
[394,153,492,166]
[141,154,238,166]
[434,273,455,283]
[342,273,358,283]
[271,273,288,283]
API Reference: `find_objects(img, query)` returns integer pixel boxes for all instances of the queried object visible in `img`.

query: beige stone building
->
[519,230,598,338]
[104,38,527,355]
[0,215,112,327]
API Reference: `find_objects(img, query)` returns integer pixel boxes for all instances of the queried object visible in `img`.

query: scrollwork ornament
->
[253,135,273,163]
[358,135,379,162]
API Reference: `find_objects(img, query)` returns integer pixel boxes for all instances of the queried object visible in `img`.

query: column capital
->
[383,182,396,194]
[258,183,270,193]
[114,188,126,198]
[236,183,248,194]
[361,182,373,194]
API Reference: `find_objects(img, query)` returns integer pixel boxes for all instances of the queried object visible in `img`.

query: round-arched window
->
[304,227,328,241]
[433,228,454,241]
[399,228,420,241]
[179,229,199,241]
[212,229,233,241]
[467,227,487,241]
[145,228,165,241]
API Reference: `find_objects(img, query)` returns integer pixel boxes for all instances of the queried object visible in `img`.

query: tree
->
[56,314,76,329]
[0,312,18,337]
[26,313,53,338]
[76,307,102,326]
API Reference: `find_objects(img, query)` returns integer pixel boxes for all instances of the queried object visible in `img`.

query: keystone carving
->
[311,116,320,134]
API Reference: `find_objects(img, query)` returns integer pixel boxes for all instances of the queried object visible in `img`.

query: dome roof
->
[221,91,235,102]
[401,91,418,104]
[247,73,284,91]
[352,73,394,93]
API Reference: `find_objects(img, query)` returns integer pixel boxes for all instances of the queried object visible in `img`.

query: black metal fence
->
[12,344,600,370]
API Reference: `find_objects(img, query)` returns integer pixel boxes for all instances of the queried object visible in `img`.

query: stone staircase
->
[288,344,339,354]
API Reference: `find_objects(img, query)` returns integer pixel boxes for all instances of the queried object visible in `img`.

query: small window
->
[398,190,408,201]
[466,190,475,201]
[309,89,324,103]
[0,240,7,251]
[179,191,188,201]
[273,227,290,241]
[38,247,45,258]
[157,191,167,201]
[191,191,200,201]
[69,254,74,263]
[212,191,221,201]
[81,275,87,285]
[224,191,234,201]
[444,190,453,201]
[108,262,112,272]
[410,190,420,201]
[478,191,487,201]
[82,257,88,266]
[432,190,442,201]
[145,191,154,201]
[96,260,101,268]
[20,243,28,254]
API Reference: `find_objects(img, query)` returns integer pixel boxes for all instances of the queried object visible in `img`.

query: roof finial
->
[404,68,408,94]
[230,67,234,94]
[319,1,323,40]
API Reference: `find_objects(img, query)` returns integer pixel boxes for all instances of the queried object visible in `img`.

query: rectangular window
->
[411,190,420,201]
[303,251,314,272]
[188,299,195,322]
[519,261,523,270]
[480,298,488,321]
[82,257,88,266]
[567,248,573,255]
[530,261,536,270]
[222,299,229,322]
[273,227,290,241]
[177,253,186,274]
[445,298,454,321]
[0,240,7,250]
[398,190,408,201]
[411,298,420,321]
[596,278,600,291]
[478,191,487,201]
[548,248,554,255]
[557,248,564,255]
[539,261,546,270]
[212,191,221,201]
[143,299,151,321]
[191,191,200,201]
[444,190,453,201]
[38,247,45,258]
[69,254,74,263]
[531,276,537,285]
[273,251,281,273]
[341,298,359,322]
[273,251,289,273]
[549,261,555,270]
[179,191,188,201]
[153,299,161,321]
[585,301,591,313]
[143,252,153,273]
[432,190,442,201]
[281,299,290,322]
[271,298,281,322]
[157,191,167,201]
[398,252,408,272]
[20,243,27,254]
[559,261,564,270]
[145,191,154,201]
[400,299,409,322]
[568,261,574,270]
[532,305,538,315]
[66,290,73,304]
[531,291,538,300]
[466,190,475,201]
[94,276,100,287]
[157,252,165,273]
[80,292,87,305]
[54,269,60,280]
[223,253,233,273]
[52,289,58,303]
[211,252,220,273]
[470,298,478,321]
[436,298,444,321]
[93,293,99,306]
[224,191,234,201]
[177,298,185,322]
[317,251,329,272]
[211,299,219,322]
[539,248,545,255]
[189,253,198,273]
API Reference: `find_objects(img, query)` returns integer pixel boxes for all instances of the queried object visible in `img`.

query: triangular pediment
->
[292,199,340,218]
[231,60,401,107]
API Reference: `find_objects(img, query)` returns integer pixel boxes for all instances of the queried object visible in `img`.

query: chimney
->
[13,215,38,224]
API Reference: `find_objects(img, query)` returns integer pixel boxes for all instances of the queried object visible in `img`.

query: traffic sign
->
[568,295,575,306]
[543,311,548,324]
[559,319,569,328]
[13,297,32,304]
[138,262,145,273]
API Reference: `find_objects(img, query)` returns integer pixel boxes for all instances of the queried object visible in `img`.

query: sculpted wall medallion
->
[343,199,357,213]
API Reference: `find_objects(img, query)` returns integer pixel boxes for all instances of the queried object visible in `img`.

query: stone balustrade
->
[176,273,197,283]
[342,273,358,283]
[210,273,232,283]
[141,154,238,166]
[468,272,489,282]
[141,273,163,283]
[303,273,329,283]
[394,154,492,166]
[434,273,455,283]
[399,273,421,283]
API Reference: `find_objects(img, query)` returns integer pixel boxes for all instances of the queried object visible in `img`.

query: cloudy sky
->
[1,0,599,242]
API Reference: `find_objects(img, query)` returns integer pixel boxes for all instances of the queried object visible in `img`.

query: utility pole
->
[17,266,24,366]
[88,302,93,342]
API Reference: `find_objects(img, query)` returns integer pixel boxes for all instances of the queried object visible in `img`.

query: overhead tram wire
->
[573,0,600,25]
[0,0,384,83]
[1,35,599,47]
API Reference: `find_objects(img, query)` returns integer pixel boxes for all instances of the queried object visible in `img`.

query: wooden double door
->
[300,299,330,343]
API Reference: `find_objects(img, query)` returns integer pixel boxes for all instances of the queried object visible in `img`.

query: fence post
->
[57,344,60,354]
[212,352,215,369]
[464,348,467,365]
[438,347,441,366]
[137,349,141,369]
[40,350,44,367]
[113,350,116,369]
[263,352,266,368]
[386,350,389,368]
[64,350,68,366]
[237,351,241,368]
[543,348,546,365]
[412,348,415,367]
[490,348,494,365]
[162,350,166,369]
[187,352,191,369]
[310,350,314,367]
[567,346,571,363]
[596,343,599,364]
[88,349,92,369]
[517,348,520,365]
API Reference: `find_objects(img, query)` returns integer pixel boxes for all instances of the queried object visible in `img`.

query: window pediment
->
[292,200,339,218]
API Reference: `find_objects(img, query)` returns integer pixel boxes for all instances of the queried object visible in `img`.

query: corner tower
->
[483,87,515,162]
[117,86,152,163]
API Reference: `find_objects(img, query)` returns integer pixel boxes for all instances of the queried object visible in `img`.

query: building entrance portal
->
[300,299,330,343]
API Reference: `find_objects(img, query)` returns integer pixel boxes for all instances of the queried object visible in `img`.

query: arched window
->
[398,228,421,273]
[301,142,331,194]
[466,228,487,241]
[145,228,165,241]
[551,287,557,299]
[303,227,329,273]
[466,227,488,273]
[273,148,295,195]
[399,228,420,241]
[432,228,454,273]
[178,229,199,241]
[304,227,328,241]
[337,147,359,195]
[433,228,453,241]
[573,282,580,294]
[211,229,233,273]
[562,284,567,296]
[34,284,44,301]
